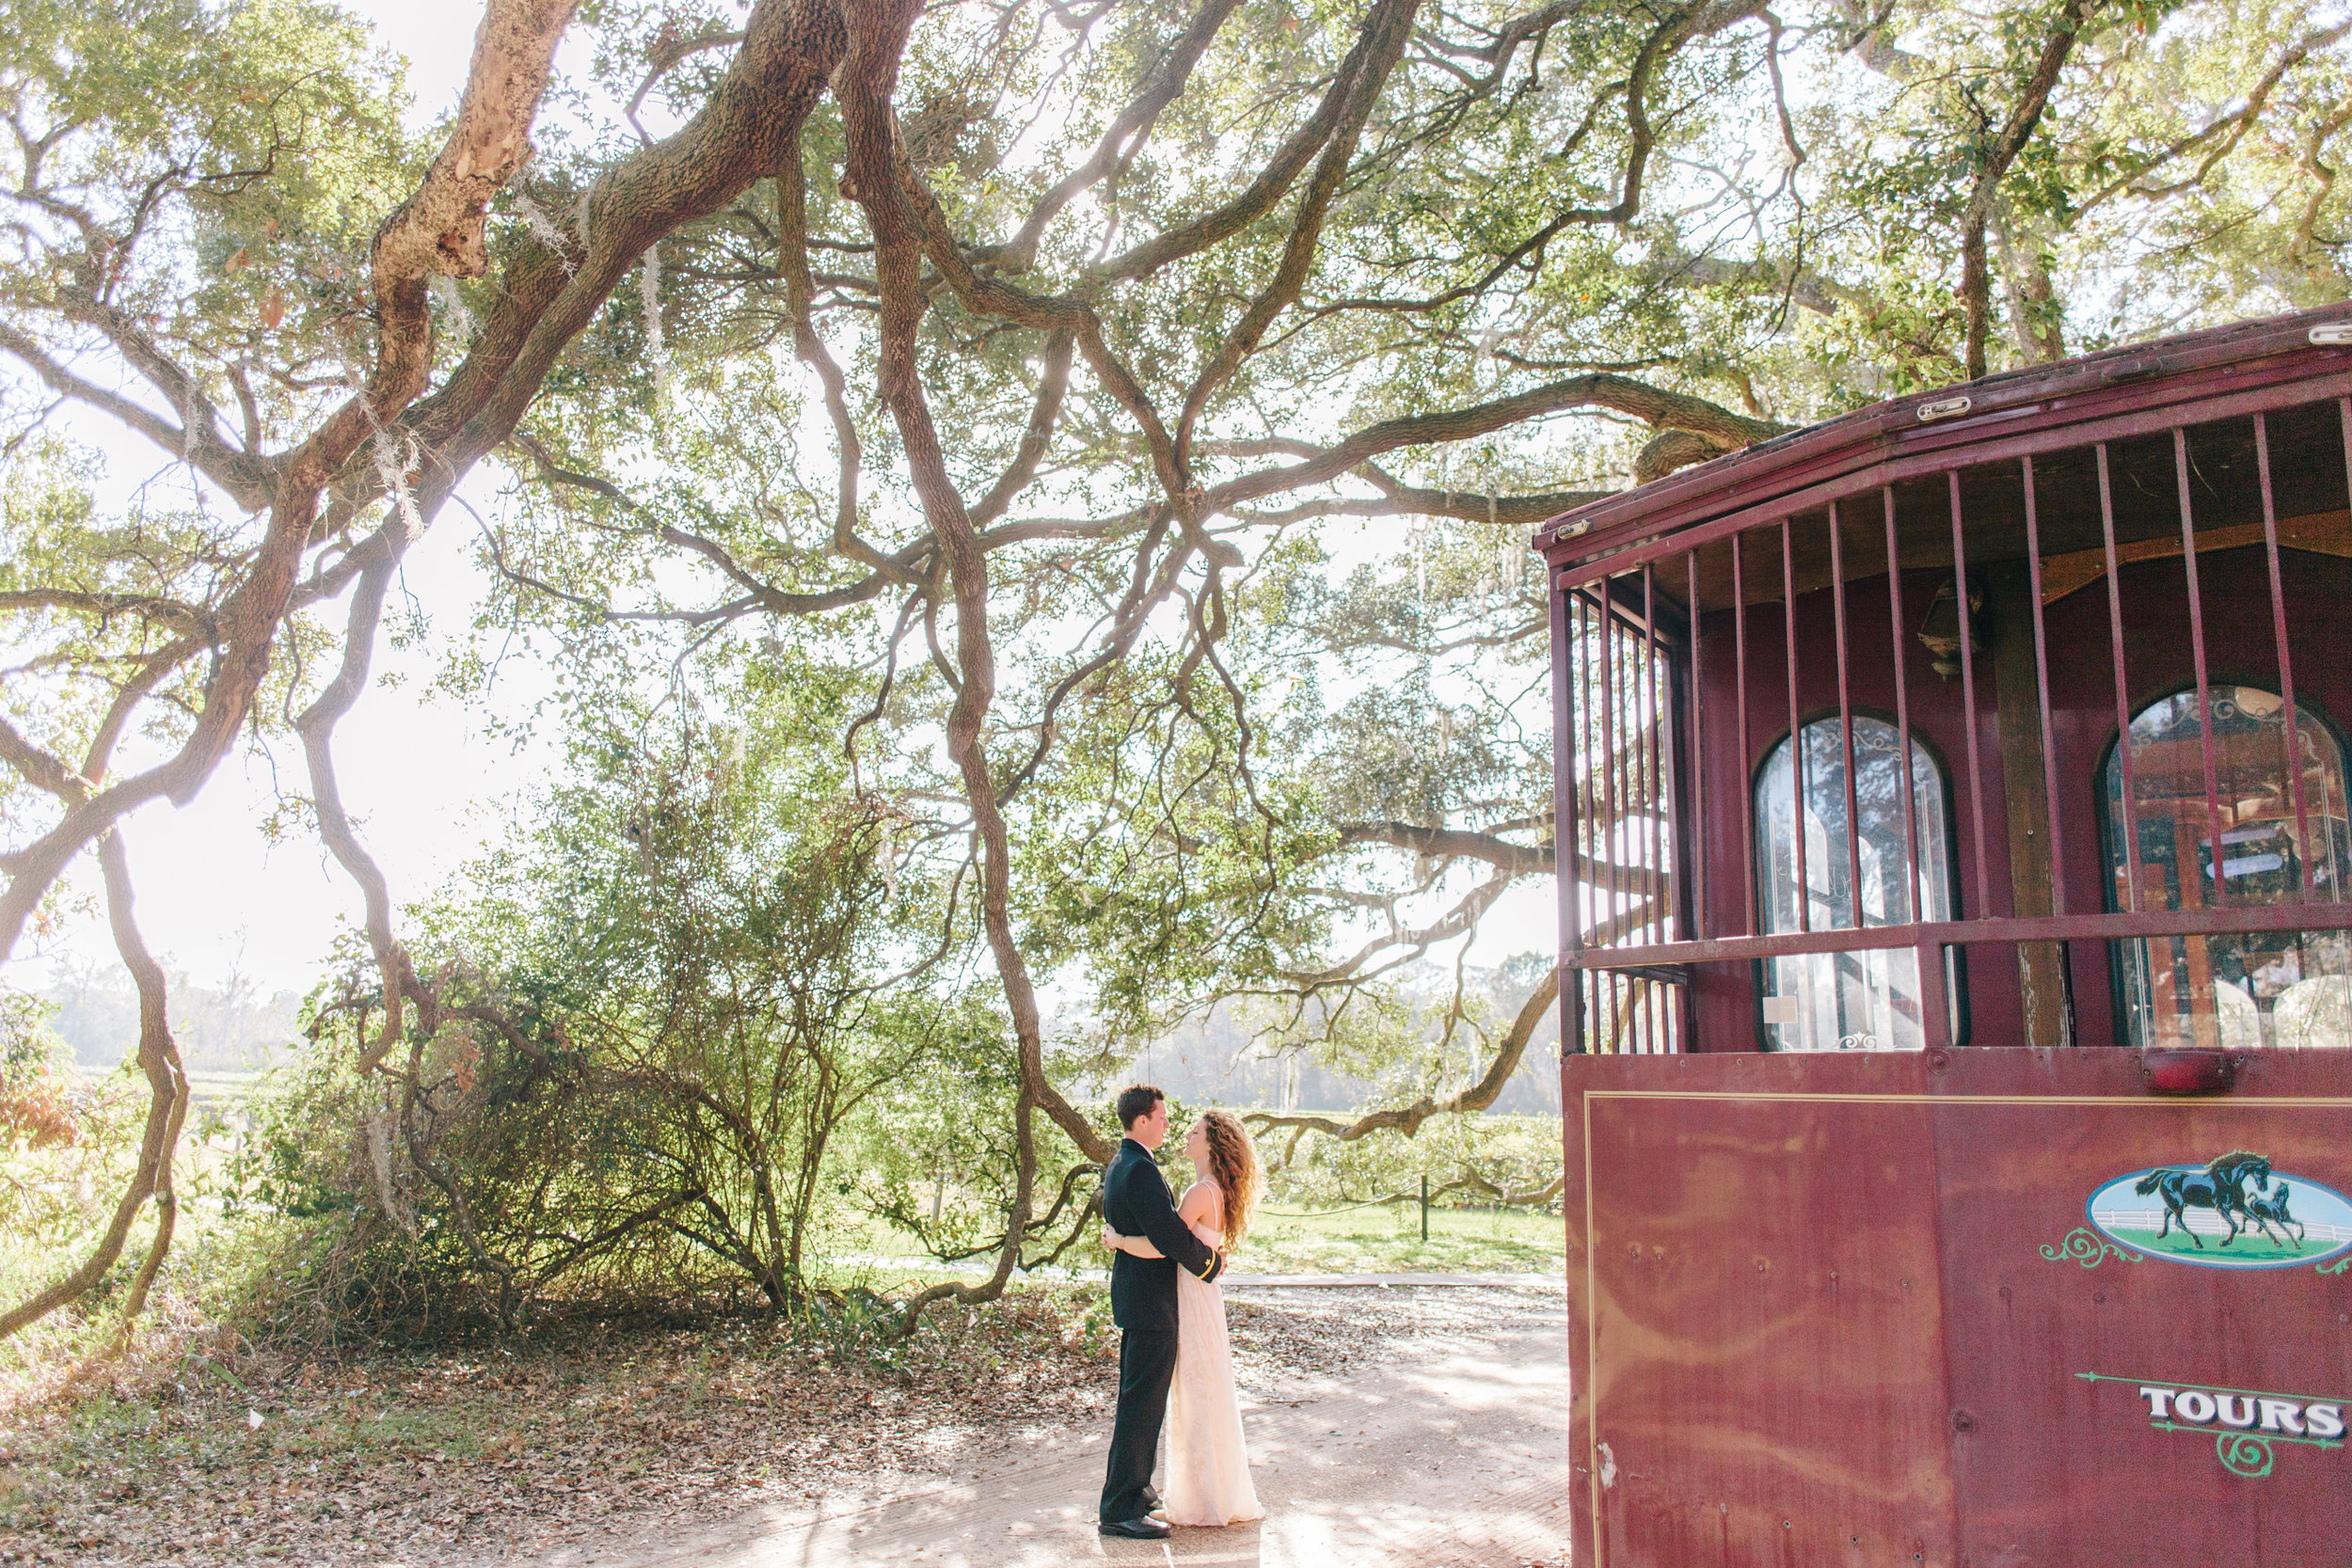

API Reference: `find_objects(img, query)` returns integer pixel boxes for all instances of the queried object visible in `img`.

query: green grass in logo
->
[2098,1223,2280,1262]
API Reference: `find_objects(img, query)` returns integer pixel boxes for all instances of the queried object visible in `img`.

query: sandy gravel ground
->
[573,1284,1572,1568]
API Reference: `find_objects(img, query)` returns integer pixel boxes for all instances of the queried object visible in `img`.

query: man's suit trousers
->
[1099,1327,1178,1523]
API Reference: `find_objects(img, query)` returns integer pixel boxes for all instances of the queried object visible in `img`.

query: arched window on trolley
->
[2099,683,2352,1050]
[1753,713,1965,1050]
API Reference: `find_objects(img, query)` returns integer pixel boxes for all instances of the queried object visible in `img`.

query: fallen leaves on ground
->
[0,1285,1403,1566]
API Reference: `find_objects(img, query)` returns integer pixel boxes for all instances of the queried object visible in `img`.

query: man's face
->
[1130,1098,1169,1149]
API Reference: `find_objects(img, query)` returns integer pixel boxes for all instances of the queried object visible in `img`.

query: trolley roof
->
[1536,305,2352,584]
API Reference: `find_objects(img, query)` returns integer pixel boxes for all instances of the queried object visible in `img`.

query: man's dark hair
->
[1115,1084,1165,1131]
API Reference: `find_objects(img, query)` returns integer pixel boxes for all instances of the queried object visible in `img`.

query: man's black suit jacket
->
[1101,1137,1223,1332]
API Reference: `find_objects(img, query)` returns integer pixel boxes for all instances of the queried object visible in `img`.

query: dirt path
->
[576,1286,1571,1568]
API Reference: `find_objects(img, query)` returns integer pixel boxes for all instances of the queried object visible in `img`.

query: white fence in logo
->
[2094,1207,2352,1243]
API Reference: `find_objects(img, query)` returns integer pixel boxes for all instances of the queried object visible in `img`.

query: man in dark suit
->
[1097,1084,1224,1540]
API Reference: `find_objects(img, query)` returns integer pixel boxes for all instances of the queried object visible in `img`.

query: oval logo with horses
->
[2088,1151,2352,1270]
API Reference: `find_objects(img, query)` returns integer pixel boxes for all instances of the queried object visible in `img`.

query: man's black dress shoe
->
[1100,1517,1173,1540]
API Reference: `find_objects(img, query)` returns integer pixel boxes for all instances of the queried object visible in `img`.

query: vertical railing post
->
[1734,532,1756,938]
[2022,456,2067,920]
[2254,413,2316,905]
[1884,489,1929,1047]
[1829,503,1863,933]
[2175,427,2226,1051]
[1597,584,1622,1053]
[1947,473,1992,912]
[2098,444,2143,917]
[2022,455,2075,1045]
[1687,549,1708,943]
[1642,563,1664,1053]
[1551,573,1585,1055]
[2095,442,2150,1048]
[1782,520,1808,936]
[2338,399,2352,1046]
[1884,489,1923,925]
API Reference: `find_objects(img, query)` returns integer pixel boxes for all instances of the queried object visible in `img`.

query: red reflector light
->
[2141,1049,2233,1095]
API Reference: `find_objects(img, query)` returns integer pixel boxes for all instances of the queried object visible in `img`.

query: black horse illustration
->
[2133,1150,2273,1248]
[2243,1181,2306,1249]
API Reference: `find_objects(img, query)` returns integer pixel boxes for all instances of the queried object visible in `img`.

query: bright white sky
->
[8,0,1559,1009]
[20,475,542,1002]
[10,1,548,1001]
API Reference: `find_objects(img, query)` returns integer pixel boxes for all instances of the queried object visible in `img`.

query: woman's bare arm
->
[1105,1180,1223,1257]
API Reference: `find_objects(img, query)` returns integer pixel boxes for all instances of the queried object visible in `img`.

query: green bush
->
[0,990,150,1311]
[221,677,999,1339]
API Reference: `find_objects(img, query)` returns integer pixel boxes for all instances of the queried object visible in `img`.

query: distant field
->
[184,1069,266,1105]
[808,1198,1565,1291]
[65,1065,263,1094]
[1241,1202,1565,1276]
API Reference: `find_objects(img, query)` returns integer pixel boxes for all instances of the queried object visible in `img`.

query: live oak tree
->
[0,0,2344,1333]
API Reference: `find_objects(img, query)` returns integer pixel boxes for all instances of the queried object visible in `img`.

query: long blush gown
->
[1160,1183,1263,1527]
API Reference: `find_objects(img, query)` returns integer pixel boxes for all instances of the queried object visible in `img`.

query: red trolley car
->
[1541,306,2352,1565]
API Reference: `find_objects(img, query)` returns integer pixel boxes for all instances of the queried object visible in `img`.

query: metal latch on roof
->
[2312,323,2352,346]
[1915,395,1972,422]
[2100,355,2166,382]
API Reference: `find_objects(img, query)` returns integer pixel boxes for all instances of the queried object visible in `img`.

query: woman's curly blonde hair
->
[1200,1109,1263,1249]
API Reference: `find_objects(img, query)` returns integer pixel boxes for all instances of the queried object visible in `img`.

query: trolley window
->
[1755,715,1959,1051]
[2103,685,2352,1049]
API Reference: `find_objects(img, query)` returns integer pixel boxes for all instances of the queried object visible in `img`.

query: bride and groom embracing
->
[1095,1085,1264,1541]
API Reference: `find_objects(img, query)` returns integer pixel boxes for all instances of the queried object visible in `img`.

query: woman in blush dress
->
[1101,1108,1265,1528]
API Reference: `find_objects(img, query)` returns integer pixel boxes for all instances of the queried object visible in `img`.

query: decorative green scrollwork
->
[2041,1227,2142,1269]
[2217,1433,2276,1480]
[2149,1416,2341,1476]
[2318,1255,2350,1276]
